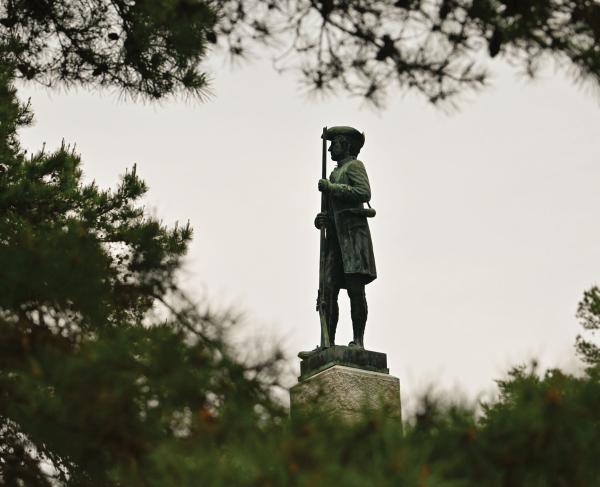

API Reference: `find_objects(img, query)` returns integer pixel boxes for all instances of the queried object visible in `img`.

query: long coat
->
[327,158,377,284]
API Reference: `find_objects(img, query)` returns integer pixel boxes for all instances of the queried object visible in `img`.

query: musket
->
[317,126,330,348]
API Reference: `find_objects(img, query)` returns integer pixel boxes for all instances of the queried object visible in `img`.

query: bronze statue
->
[300,126,376,359]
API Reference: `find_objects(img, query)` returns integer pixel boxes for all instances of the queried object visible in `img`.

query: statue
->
[299,126,376,359]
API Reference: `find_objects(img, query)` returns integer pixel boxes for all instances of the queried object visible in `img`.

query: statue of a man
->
[301,126,377,357]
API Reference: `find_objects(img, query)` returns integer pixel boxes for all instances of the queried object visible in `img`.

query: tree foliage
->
[0,64,284,485]
[2,1,600,484]
[3,0,600,105]
[1,0,216,98]
[215,0,600,106]
[576,285,600,367]
[2,67,600,482]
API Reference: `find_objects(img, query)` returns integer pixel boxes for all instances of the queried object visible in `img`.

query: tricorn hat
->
[323,126,365,151]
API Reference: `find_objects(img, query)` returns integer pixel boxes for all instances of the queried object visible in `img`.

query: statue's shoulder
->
[348,158,367,171]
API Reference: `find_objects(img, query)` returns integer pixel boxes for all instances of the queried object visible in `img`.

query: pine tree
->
[214,0,600,107]
[0,62,283,485]
[3,0,600,106]
[3,2,600,484]
[576,286,600,368]
[1,0,216,99]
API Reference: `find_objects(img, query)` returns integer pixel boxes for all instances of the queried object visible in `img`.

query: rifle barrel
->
[318,126,330,348]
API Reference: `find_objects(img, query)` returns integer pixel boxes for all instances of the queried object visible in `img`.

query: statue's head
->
[324,126,365,162]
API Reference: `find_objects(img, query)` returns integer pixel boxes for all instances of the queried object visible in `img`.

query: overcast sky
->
[16,55,600,409]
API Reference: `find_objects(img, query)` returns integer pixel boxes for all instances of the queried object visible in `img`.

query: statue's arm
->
[329,160,371,203]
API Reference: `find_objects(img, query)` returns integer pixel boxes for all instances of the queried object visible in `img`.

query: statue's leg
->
[326,285,340,346]
[324,245,343,346]
[346,275,367,348]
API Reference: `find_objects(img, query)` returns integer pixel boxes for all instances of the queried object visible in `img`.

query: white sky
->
[17,56,600,409]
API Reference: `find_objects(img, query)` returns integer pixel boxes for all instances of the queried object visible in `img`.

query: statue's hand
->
[314,212,328,230]
[318,179,332,193]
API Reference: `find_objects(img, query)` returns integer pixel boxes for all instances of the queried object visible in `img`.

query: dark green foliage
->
[475,365,600,485]
[3,2,600,484]
[1,0,216,98]
[576,286,600,367]
[2,0,600,105]
[216,0,600,106]
[2,64,600,487]
[3,59,600,482]
[114,363,600,486]
[0,66,284,485]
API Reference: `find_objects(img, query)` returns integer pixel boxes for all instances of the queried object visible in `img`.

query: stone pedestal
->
[290,346,401,422]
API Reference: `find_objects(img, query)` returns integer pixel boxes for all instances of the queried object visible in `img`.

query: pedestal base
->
[299,345,389,380]
[290,364,401,423]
